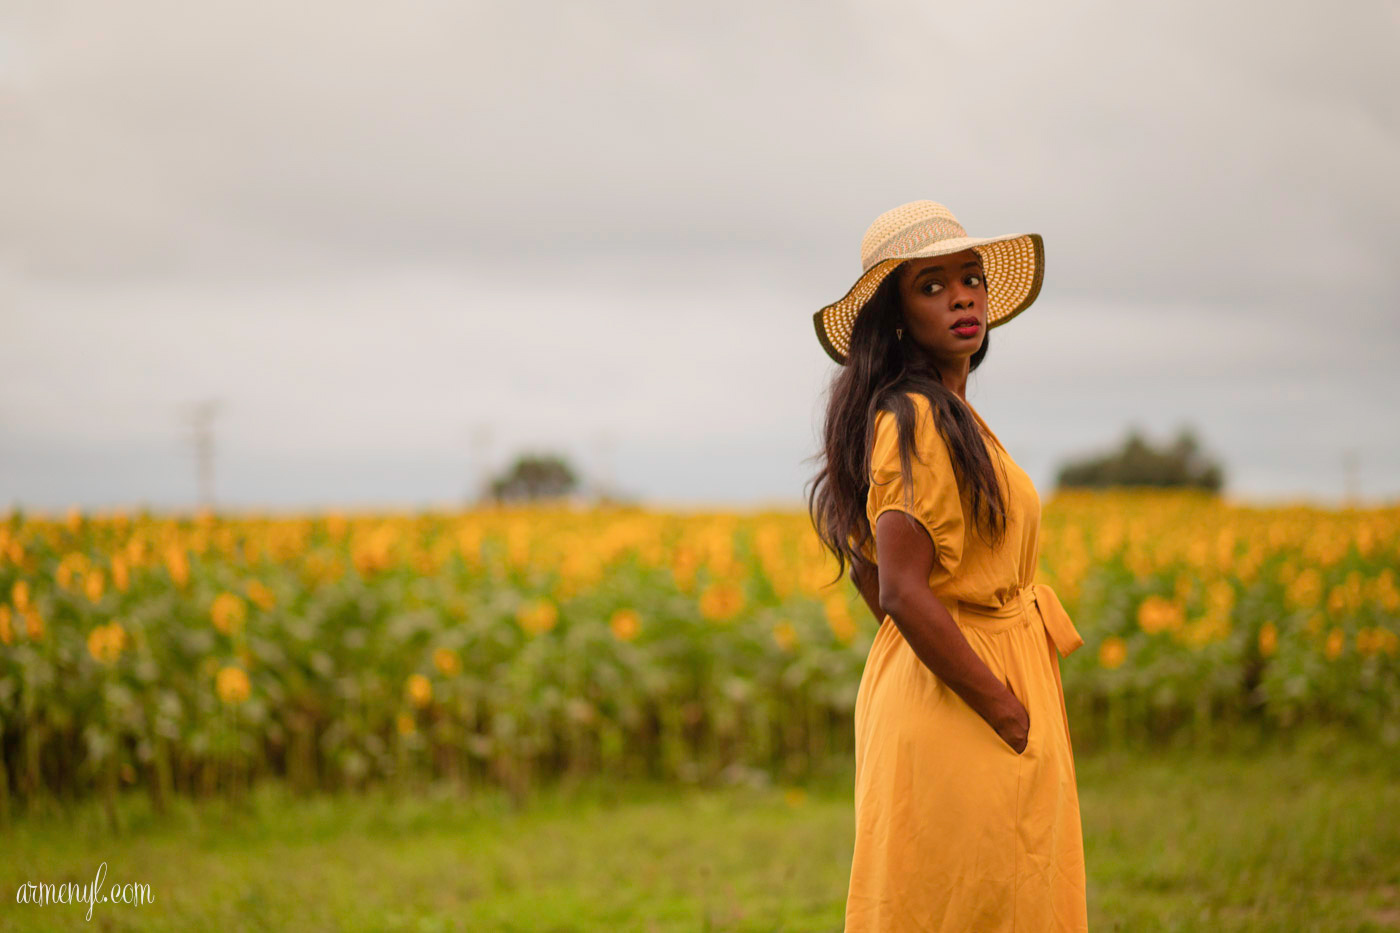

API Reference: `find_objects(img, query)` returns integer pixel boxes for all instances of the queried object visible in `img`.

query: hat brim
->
[813,232,1044,365]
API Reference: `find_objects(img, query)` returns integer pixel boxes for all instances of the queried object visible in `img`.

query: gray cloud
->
[2,0,1397,509]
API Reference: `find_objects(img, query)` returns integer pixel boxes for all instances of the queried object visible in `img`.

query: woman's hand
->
[995,687,1030,754]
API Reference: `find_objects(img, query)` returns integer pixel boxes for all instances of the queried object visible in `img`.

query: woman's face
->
[896,248,988,364]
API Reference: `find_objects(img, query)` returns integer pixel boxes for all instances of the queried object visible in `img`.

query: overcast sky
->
[3,0,1397,513]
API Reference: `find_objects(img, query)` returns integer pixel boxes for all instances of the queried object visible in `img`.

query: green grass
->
[3,726,1399,932]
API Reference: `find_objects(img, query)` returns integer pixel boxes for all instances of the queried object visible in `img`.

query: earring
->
[895,328,903,341]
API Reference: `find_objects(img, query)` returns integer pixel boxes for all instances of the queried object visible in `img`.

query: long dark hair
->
[805,261,1009,587]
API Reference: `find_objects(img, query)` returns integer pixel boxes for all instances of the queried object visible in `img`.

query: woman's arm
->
[850,557,883,623]
[872,510,1029,752]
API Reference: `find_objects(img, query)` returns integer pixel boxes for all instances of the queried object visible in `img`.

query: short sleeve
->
[865,394,965,573]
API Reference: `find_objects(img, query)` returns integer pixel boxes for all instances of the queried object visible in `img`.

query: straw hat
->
[813,200,1044,365]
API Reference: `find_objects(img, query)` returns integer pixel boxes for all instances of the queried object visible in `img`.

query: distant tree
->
[485,452,580,503]
[1054,426,1225,492]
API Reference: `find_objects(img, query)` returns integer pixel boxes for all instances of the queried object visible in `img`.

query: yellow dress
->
[844,390,1089,932]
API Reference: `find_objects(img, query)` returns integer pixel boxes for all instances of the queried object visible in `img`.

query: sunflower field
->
[1,490,1397,817]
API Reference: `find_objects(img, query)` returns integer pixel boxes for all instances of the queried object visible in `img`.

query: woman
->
[807,201,1090,931]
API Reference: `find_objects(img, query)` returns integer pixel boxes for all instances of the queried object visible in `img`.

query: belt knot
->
[1029,582,1085,659]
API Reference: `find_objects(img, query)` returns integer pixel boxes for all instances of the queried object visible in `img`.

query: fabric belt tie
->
[950,582,1084,659]
[1029,582,1084,659]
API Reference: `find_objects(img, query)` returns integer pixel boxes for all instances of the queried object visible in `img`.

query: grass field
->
[3,726,1398,932]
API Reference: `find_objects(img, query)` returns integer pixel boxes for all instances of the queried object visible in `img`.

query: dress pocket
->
[997,679,1032,756]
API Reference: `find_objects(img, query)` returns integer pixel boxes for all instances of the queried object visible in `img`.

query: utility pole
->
[592,428,616,503]
[467,423,494,506]
[1343,448,1359,506]
[181,399,222,510]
